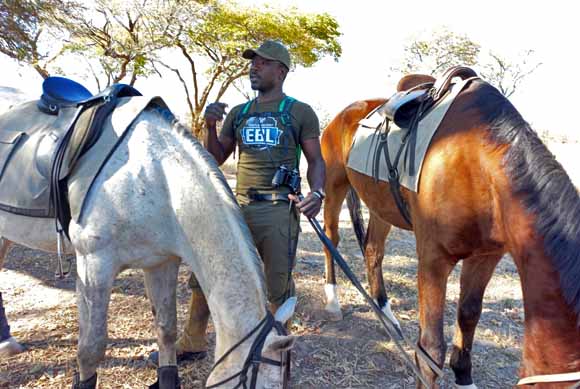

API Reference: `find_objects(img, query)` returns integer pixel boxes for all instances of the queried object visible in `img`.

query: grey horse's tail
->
[346,188,366,256]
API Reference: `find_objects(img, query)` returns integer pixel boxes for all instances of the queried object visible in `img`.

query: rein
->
[206,311,290,389]
[517,371,580,387]
[298,194,442,388]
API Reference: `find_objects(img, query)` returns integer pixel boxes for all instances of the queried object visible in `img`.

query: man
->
[149,40,326,365]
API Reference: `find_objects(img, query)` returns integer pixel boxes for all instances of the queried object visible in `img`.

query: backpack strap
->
[233,96,301,168]
[278,96,301,168]
[232,99,254,159]
[234,99,254,130]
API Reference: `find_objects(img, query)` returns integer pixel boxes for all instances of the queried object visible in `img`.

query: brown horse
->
[321,74,580,388]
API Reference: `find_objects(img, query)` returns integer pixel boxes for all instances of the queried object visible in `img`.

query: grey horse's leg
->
[74,254,116,388]
[0,238,10,341]
[0,292,11,342]
[144,259,180,388]
[0,237,11,269]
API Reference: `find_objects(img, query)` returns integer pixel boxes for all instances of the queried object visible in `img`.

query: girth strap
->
[372,94,432,227]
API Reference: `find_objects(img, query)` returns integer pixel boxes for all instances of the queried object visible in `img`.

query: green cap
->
[242,40,291,69]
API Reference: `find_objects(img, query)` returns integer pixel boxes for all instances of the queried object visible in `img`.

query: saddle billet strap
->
[372,120,413,226]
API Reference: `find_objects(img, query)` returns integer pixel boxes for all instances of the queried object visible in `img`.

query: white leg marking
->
[375,299,402,331]
[324,284,342,319]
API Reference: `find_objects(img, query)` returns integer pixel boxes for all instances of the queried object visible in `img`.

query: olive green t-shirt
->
[220,96,319,202]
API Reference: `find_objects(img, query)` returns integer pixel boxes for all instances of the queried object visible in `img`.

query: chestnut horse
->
[321,75,580,388]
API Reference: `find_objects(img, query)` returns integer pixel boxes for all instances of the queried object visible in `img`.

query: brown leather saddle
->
[0,77,141,235]
[370,66,479,225]
[380,66,478,128]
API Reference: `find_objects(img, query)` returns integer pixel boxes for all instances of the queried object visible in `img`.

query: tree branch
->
[176,42,199,110]
[156,59,194,121]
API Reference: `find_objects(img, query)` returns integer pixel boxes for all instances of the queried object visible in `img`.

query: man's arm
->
[289,137,326,218]
[204,102,235,165]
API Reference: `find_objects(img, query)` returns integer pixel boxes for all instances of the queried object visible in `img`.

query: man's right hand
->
[204,102,228,129]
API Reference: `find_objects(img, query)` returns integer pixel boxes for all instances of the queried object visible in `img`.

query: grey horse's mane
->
[148,105,265,280]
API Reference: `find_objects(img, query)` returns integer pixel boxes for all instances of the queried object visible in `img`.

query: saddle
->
[0,77,141,234]
[371,66,479,225]
[379,66,478,128]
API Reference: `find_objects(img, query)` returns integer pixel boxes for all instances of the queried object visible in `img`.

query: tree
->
[395,27,541,98]
[53,0,181,89]
[2,0,341,137]
[395,27,480,76]
[480,49,542,98]
[147,0,342,136]
[0,0,171,88]
[0,0,81,79]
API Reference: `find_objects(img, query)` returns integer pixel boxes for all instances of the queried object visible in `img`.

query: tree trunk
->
[34,65,50,79]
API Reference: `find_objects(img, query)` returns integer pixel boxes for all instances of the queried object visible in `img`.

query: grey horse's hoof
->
[0,337,24,357]
[147,350,207,367]
[72,372,97,389]
[149,366,181,389]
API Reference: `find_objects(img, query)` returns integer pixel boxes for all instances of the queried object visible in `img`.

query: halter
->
[206,311,291,389]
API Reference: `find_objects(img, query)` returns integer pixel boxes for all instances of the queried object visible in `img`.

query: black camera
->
[272,165,301,194]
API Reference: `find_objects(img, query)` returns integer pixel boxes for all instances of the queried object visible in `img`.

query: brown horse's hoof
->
[0,337,24,357]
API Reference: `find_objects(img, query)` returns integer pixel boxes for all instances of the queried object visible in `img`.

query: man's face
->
[249,56,285,92]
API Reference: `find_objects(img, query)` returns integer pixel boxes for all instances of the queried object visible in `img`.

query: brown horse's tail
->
[346,188,366,256]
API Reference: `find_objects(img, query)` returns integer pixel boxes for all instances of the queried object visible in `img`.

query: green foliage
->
[2,0,342,135]
[0,0,80,78]
[156,0,342,135]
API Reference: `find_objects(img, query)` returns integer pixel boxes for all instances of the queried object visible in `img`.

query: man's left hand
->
[288,192,322,218]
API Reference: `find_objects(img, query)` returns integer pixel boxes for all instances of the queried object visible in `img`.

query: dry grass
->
[1,142,577,388]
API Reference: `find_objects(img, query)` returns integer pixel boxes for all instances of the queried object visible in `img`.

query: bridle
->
[206,311,291,389]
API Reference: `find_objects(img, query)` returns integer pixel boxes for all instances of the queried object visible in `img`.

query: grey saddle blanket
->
[347,78,471,192]
[0,96,166,218]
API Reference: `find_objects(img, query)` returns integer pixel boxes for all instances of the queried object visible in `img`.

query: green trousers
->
[189,199,300,307]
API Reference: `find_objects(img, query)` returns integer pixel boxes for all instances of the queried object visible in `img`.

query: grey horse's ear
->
[263,334,297,354]
[274,296,297,324]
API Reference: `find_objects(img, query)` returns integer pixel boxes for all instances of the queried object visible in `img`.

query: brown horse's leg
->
[450,254,502,388]
[322,167,350,319]
[415,242,456,389]
[364,214,400,329]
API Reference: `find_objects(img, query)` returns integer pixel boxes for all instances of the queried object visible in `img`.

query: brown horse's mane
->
[474,80,580,318]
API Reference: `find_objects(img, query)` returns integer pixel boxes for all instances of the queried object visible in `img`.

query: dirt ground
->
[0,142,577,388]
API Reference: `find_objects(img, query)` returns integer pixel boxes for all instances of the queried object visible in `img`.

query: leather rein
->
[206,311,290,389]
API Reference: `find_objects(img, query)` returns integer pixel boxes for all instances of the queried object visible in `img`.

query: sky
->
[1,0,579,140]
